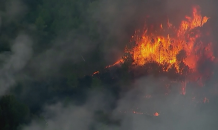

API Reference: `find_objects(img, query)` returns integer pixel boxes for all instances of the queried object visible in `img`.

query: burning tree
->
[92,5,216,96]
[118,6,215,80]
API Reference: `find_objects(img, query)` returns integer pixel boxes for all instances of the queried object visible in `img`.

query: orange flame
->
[92,71,99,76]
[92,6,215,79]
[105,59,124,68]
[126,6,213,73]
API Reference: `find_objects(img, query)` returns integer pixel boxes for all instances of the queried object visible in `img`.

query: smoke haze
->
[23,76,218,130]
[0,0,218,130]
[0,34,32,96]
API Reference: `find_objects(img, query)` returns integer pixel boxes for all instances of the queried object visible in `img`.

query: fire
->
[92,71,99,75]
[105,59,124,68]
[125,6,214,74]
[91,6,216,117]
[94,6,214,77]
[153,112,159,116]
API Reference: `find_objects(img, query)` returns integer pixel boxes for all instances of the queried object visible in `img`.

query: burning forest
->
[91,5,218,118]
[129,6,213,74]
[2,1,218,130]
[93,5,216,93]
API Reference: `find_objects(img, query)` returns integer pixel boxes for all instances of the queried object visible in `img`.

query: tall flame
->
[93,6,215,79]
[125,6,214,73]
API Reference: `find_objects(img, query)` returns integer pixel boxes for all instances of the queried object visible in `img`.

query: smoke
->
[22,0,154,78]
[28,33,95,77]
[1,0,217,129]
[18,0,218,78]
[5,0,27,20]
[0,34,32,95]
[90,0,218,63]
[23,103,94,130]
[0,0,33,95]
[21,0,218,129]
[90,0,152,63]
[22,90,115,130]
[22,75,218,130]
[111,77,213,130]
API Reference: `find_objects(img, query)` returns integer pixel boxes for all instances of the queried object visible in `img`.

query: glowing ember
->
[92,71,99,76]
[126,6,213,73]
[153,112,159,116]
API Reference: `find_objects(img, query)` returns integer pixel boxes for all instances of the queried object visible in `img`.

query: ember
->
[153,112,159,116]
